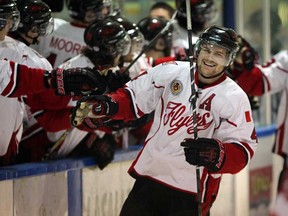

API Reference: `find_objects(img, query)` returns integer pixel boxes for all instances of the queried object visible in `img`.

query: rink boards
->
[0,125,280,216]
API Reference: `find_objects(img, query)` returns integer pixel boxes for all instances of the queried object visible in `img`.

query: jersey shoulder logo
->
[170,79,183,96]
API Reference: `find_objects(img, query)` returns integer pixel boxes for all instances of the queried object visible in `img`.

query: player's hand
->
[229,35,258,79]
[180,138,225,172]
[71,95,118,127]
[49,67,108,95]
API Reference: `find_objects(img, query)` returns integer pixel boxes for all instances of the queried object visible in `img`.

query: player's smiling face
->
[197,42,228,83]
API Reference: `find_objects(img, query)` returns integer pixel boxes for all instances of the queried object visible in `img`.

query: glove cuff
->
[211,139,226,172]
[49,68,66,95]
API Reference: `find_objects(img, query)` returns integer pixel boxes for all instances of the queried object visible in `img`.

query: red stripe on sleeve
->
[245,111,251,122]
[108,88,136,121]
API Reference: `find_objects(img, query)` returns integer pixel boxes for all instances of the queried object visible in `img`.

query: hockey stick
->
[185,0,202,215]
[122,10,178,74]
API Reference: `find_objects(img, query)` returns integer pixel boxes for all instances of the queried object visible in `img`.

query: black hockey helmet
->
[67,0,111,22]
[84,18,131,57]
[175,0,217,33]
[137,17,172,55]
[16,0,54,36]
[109,14,144,54]
[0,0,20,31]
[194,25,239,66]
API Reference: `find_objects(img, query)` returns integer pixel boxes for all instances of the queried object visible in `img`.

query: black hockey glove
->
[180,138,225,173]
[229,35,259,79]
[91,133,116,169]
[48,67,108,96]
[71,95,118,127]
[107,69,131,92]
[69,133,115,170]
[236,35,258,70]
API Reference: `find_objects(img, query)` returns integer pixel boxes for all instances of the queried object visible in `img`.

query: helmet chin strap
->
[199,68,226,79]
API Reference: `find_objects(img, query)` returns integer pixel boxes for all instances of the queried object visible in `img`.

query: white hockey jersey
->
[112,61,257,198]
[34,18,86,68]
[251,50,288,156]
[0,36,51,159]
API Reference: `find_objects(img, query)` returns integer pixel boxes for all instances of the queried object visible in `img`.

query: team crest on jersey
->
[170,80,183,95]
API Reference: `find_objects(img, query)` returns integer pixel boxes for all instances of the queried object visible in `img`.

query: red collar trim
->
[195,71,227,89]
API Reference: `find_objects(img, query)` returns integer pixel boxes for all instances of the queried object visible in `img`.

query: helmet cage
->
[176,0,217,26]
[29,17,54,36]
[109,14,145,55]
[192,1,217,23]
[129,30,144,54]
[194,29,239,66]
[0,0,20,31]
[17,0,54,36]
[106,33,131,56]
[85,20,131,57]
[138,17,173,52]
[68,0,112,21]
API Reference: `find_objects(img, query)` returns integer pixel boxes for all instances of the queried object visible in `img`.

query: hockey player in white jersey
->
[0,0,27,165]
[0,0,55,165]
[7,0,53,70]
[45,18,131,163]
[71,25,258,215]
[231,42,288,216]
[17,19,132,167]
[0,57,100,166]
[34,0,112,68]
[9,0,54,46]
[0,1,103,166]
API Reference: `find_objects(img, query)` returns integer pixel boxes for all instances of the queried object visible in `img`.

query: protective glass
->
[199,41,233,66]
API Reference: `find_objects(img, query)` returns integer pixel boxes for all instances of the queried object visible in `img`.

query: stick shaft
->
[185,0,202,215]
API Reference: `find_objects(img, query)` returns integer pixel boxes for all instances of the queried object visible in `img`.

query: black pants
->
[120,178,205,216]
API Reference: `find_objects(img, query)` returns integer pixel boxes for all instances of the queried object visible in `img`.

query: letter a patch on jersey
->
[245,111,251,122]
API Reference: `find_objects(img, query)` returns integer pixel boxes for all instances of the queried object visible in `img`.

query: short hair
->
[149,2,175,19]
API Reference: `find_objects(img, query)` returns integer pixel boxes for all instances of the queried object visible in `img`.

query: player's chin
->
[199,65,215,75]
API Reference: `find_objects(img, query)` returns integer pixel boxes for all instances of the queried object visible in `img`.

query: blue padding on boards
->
[68,169,82,216]
[0,146,142,181]
[256,124,276,137]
